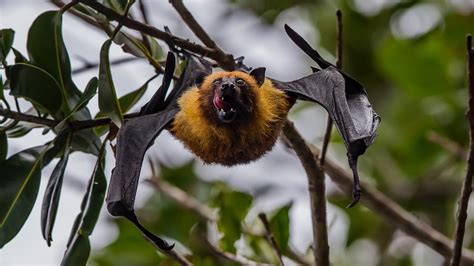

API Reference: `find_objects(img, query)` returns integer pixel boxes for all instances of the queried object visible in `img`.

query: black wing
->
[272,25,380,207]
[106,53,212,250]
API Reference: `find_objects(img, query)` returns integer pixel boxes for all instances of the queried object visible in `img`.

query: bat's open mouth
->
[213,91,237,123]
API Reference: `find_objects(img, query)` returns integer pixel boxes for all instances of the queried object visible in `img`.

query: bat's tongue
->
[213,93,232,111]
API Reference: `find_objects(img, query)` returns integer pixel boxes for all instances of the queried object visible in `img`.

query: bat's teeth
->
[230,108,235,112]
[221,96,224,101]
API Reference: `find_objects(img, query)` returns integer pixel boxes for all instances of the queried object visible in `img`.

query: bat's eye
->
[236,78,246,87]
[213,79,221,85]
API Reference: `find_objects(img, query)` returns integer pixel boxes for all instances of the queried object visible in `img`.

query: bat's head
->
[196,68,266,124]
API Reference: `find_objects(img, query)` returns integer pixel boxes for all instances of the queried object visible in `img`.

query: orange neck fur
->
[170,72,290,165]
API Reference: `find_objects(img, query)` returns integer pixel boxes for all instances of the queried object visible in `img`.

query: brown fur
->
[170,71,290,166]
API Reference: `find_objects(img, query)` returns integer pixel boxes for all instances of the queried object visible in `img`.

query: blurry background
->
[1,0,474,265]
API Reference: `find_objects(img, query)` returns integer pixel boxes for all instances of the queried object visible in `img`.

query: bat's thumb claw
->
[346,189,361,208]
[160,241,175,251]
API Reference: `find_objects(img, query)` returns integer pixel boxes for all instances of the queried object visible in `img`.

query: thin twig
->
[450,34,474,266]
[0,109,57,128]
[427,131,467,161]
[75,0,235,70]
[72,57,139,74]
[146,178,217,222]
[286,248,312,266]
[320,10,342,165]
[282,121,329,266]
[52,0,102,28]
[258,213,284,265]
[203,237,265,266]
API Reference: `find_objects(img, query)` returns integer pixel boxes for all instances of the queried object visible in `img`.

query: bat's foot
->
[346,188,361,208]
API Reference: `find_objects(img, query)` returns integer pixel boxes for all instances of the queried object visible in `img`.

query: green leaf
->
[0,131,7,162]
[114,32,162,70]
[55,77,98,132]
[94,74,154,136]
[9,63,63,117]
[106,0,128,13]
[73,77,99,112]
[27,10,90,117]
[11,48,28,64]
[268,204,291,254]
[211,185,252,252]
[98,39,123,126]
[0,145,49,247]
[27,11,70,104]
[62,141,107,265]
[0,29,14,64]
[62,234,91,266]
[0,75,4,101]
[41,133,71,246]
[145,36,164,61]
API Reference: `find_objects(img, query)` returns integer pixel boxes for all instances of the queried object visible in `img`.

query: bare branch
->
[427,131,467,161]
[75,0,235,70]
[258,213,284,265]
[146,178,217,222]
[73,56,139,74]
[52,0,102,28]
[203,237,266,266]
[450,34,474,266]
[320,9,342,165]
[0,109,57,128]
[282,121,329,265]
[286,248,312,266]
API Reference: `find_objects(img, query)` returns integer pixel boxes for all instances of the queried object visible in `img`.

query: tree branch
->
[202,237,266,266]
[450,34,474,266]
[146,178,217,222]
[258,213,284,265]
[0,109,140,131]
[75,0,235,70]
[427,131,467,161]
[168,0,235,70]
[72,56,140,74]
[282,121,329,265]
[0,109,57,128]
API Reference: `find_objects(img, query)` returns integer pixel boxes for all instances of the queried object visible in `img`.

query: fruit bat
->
[106,25,380,250]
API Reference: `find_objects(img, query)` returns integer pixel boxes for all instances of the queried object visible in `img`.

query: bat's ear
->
[194,71,208,87]
[250,67,266,87]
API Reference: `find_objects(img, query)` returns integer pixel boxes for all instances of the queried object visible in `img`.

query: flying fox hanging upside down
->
[170,69,290,165]
[106,25,380,250]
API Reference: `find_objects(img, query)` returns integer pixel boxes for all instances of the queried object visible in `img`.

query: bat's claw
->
[346,188,361,208]
[159,241,175,251]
